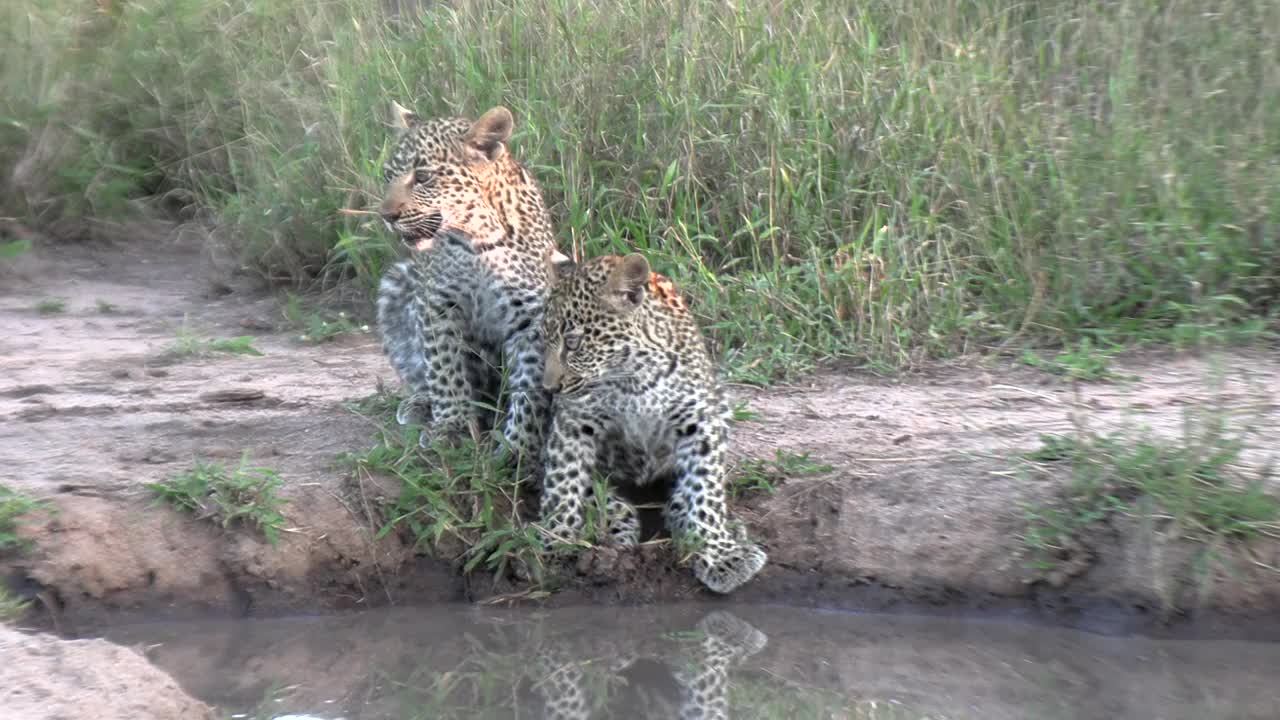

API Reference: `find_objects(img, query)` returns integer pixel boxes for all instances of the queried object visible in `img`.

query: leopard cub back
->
[539,252,766,594]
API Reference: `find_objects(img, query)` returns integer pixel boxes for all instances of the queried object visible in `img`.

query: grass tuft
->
[0,485,45,554]
[342,403,548,584]
[0,586,30,623]
[167,322,263,357]
[149,454,288,544]
[0,238,34,258]
[1021,413,1280,575]
[732,449,834,500]
[34,298,66,315]
[730,400,762,423]
[1020,339,1128,381]
[282,292,363,343]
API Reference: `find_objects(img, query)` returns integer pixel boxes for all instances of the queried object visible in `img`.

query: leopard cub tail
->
[376,260,430,419]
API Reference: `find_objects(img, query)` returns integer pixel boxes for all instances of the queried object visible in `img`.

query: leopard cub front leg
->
[539,410,597,549]
[540,410,641,551]
[667,412,767,594]
[498,303,552,462]
[417,292,481,447]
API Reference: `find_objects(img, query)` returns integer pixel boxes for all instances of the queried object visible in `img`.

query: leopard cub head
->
[542,252,658,394]
[378,102,515,250]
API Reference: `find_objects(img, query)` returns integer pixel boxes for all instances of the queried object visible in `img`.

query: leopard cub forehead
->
[383,115,473,182]
[548,257,619,306]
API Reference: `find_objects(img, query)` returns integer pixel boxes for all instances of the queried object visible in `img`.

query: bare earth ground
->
[2,231,1279,636]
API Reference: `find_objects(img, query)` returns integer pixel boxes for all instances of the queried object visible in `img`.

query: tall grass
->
[3,0,1278,377]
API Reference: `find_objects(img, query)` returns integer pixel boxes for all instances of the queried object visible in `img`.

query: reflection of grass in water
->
[382,625,925,720]
[388,632,628,720]
[731,678,944,719]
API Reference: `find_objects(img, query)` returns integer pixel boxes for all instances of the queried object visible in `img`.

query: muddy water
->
[96,604,1277,720]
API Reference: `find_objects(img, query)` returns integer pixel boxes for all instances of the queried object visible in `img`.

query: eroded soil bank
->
[2,232,1279,635]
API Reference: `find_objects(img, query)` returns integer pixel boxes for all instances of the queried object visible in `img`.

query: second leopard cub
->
[540,252,766,594]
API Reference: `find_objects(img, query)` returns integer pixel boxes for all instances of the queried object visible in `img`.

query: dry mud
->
[2,231,1279,634]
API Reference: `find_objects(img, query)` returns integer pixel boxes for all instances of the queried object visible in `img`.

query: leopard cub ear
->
[389,100,417,132]
[604,253,650,313]
[545,248,573,286]
[464,106,514,161]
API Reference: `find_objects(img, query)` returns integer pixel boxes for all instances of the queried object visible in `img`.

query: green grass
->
[731,449,834,500]
[0,586,30,624]
[1020,414,1280,575]
[342,400,550,584]
[730,400,762,423]
[34,298,66,315]
[4,0,1277,377]
[1020,339,1128,381]
[149,454,288,544]
[95,299,118,314]
[282,292,363,343]
[0,485,45,554]
[167,323,264,357]
[0,238,33,258]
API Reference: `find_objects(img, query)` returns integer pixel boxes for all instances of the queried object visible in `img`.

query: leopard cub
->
[540,252,766,594]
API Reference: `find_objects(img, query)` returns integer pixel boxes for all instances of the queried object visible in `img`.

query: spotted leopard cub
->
[540,253,767,594]
[375,102,558,457]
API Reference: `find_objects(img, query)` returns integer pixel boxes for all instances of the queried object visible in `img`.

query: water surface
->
[102,604,1278,719]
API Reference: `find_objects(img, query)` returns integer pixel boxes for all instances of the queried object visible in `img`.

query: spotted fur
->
[374,103,557,457]
[540,253,767,594]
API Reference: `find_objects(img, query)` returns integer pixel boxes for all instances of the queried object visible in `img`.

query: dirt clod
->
[0,625,215,720]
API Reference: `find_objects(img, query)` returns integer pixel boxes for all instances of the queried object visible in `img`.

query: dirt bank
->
[2,231,1278,632]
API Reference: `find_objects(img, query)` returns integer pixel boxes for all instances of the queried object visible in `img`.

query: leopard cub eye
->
[564,332,583,351]
[413,168,433,184]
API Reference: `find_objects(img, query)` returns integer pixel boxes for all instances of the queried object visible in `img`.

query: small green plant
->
[282,292,363,343]
[1021,413,1280,573]
[345,387,401,424]
[34,298,66,315]
[0,586,29,623]
[1021,339,1125,381]
[149,454,288,544]
[168,323,263,357]
[95,299,118,314]
[731,449,833,500]
[730,400,761,423]
[0,238,32,259]
[344,415,547,583]
[0,485,45,554]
